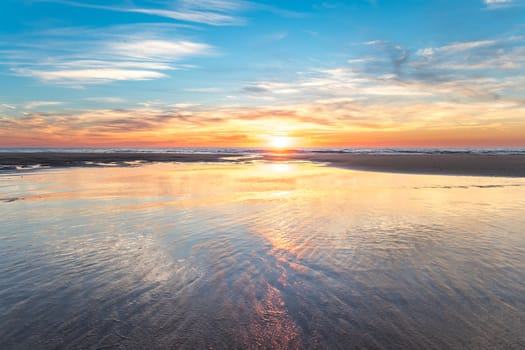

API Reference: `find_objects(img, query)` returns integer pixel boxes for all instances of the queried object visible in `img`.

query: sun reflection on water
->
[1,161,525,349]
[267,162,292,173]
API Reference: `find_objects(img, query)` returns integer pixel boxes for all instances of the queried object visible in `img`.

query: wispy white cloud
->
[0,103,16,110]
[84,97,126,104]
[24,101,64,109]
[15,68,168,84]
[125,8,243,26]
[484,0,513,3]
[348,57,380,64]
[171,103,199,108]
[483,0,521,9]
[39,0,246,26]
[110,40,212,61]
[233,34,525,114]
[59,60,178,71]
[3,26,214,85]
[179,0,247,12]
[412,37,525,80]
[416,40,497,57]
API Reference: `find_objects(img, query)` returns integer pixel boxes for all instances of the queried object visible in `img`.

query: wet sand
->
[0,152,233,170]
[268,153,525,177]
[1,162,524,349]
[1,151,525,176]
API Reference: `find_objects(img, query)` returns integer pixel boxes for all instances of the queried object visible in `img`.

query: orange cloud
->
[1,98,525,148]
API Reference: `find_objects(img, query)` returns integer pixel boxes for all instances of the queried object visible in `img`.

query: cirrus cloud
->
[2,26,214,86]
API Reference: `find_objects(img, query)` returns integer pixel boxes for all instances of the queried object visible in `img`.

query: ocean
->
[2,147,525,155]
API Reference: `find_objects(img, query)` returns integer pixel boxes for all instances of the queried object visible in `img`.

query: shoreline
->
[1,152,525,177]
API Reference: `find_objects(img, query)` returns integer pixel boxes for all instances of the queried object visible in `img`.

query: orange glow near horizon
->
[1,109,525,148]
[2,128,525,148]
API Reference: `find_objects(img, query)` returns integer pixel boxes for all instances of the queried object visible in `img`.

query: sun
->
[268,136,292,149]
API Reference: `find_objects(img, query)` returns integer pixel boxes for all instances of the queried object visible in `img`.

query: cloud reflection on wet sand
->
[1,162,524,349]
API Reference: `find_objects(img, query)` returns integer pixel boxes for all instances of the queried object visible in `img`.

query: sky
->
[1,0,525,148]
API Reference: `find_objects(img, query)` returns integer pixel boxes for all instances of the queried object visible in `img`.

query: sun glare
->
[268,136,292,149]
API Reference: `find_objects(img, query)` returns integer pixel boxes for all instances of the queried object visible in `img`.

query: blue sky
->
[1,0,525,147]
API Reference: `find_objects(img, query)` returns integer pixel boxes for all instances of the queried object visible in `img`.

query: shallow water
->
[1,161,524,349]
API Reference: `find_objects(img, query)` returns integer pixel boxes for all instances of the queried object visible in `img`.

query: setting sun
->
[3,1,525,349]
[268,136,293,149]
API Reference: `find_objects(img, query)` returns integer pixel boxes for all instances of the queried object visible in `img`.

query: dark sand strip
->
[1,152,525,177]
[266,153,525,177]
[0,152,234,170]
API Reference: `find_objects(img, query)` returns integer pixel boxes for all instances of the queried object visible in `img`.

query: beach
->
[3,0,525,347]
[1,151,525,177]
[1,159,525,349]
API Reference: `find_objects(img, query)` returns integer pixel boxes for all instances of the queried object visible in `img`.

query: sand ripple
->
[1,162,524,349]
